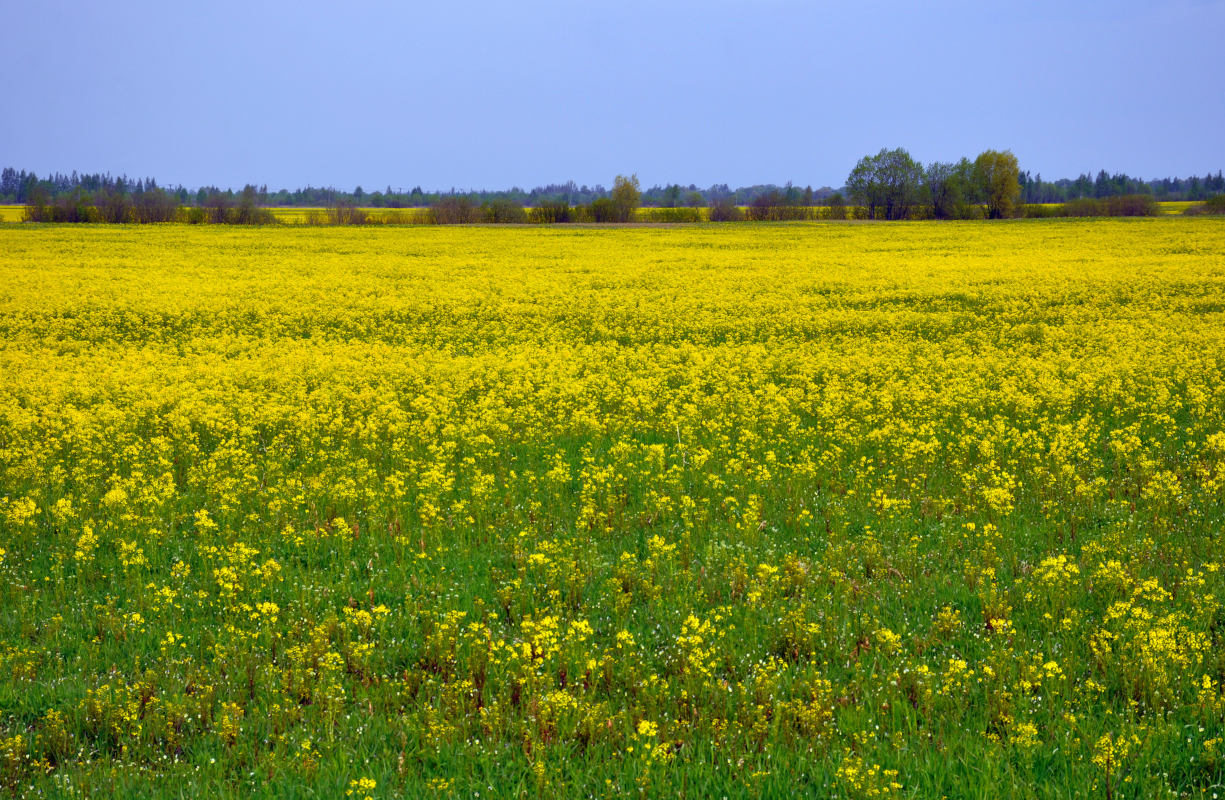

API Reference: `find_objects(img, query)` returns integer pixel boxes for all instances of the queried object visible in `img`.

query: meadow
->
[1,219,1224,798]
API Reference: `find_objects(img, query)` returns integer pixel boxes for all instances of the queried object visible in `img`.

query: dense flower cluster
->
[0,219,1223,797]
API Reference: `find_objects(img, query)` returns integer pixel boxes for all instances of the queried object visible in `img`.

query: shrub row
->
[1022,195,1162,218]
[24,187,277,225]
[26,194,1215,226]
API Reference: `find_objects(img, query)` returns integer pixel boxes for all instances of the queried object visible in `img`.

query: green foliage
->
[974,150,1022,219]
[481,198,528,224]
[1060,197,1103,217]
[1102,195,1159,217]
[529,200,573,224]
[585,197,619,223]
[23,186,99,222]
[926,160,980,220]
[638,207,702,223]
[95,189,134,223]
[610,174,641,223]
[230,186,278,225]
[847,147,924,220]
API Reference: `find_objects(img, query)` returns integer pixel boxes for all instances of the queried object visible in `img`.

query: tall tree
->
[973,150,1021,219]
[611,174,641,223]
[847,147,924,220]
[926,161,964,220]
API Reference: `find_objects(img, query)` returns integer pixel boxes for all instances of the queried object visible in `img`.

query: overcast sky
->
[4,0,1223,191]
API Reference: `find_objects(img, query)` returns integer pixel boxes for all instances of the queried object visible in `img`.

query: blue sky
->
[3,0,1222,191]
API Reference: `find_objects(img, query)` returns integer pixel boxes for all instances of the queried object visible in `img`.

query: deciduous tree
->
[974,150,1021,219]
[847,147,924,220]
[610,174,641,223]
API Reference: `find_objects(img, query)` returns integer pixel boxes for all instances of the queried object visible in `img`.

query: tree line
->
[5,156,1224,225]
[1020,169,1225,203]
[5,161,1223,213]
[840,147,1225,220]
[845,148,1026,220]
[20,184,277,225]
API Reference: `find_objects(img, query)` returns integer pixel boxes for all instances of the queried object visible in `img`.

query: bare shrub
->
[432,196,478,224]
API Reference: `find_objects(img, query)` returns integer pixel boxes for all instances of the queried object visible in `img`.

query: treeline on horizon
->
[4,152,1224,226]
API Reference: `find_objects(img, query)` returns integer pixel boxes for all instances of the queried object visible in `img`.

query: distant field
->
[2,219,1224,798]
[1156,200,1196,214]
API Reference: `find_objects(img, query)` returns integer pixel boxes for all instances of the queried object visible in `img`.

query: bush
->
[529,200,572,224]
[51,191,98,223]
[1059,198,1102,217]
[232,186,278,225]
[1102,194,1158,217]
[24,189,98,223]
[131,189,181,223]
[1053,196,1158,218]
[480,199,527,224]
[638,207,702,223]
[202,191,233,224]
[585,198,619,223]
[746,190,812,221]
[431,196,478,224]
[328,201,368,225]
[95,189,134,223]
[747,192,813,222]
[708,197,743,222]
[378,208,431,225]
[22,186,51,222]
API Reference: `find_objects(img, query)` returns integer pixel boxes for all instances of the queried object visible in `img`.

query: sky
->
[3,0,1223,192]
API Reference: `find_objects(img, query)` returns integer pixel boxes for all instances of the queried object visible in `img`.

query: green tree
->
[480,198,528,223]
[925,161,963,220]
[974,150,1021,219]
[610,174,641,223]
[22,184,51,222]
[847,147,924,220]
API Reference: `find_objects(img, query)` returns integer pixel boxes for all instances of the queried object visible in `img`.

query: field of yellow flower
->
[1,219,1224,798]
